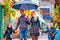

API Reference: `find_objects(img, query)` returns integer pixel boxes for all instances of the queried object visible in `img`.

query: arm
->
[41,29,49,33]
[37,17,41,29]
[12,29,16,33]
[3,30,7,38]
[15,17,20,30]
[53,30,57,36]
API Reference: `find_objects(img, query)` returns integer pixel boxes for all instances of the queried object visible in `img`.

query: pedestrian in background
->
[30,11,41,40]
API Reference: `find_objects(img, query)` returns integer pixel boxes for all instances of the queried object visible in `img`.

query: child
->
[40,23,56,40]
[3,24,15,40]
[53,23,60,40]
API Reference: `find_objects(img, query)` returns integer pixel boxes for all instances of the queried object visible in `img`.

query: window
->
[40,8,50,13]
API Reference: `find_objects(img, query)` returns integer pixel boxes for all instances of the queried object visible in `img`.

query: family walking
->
[3,10,60,40]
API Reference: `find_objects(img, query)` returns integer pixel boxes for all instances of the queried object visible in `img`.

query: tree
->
[2,0,16,32]
[52,4,60,28]
[2,0,16,23]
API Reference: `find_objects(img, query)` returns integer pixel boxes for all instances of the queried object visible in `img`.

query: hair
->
[20,10,24,12]
[7,24,12,29]
[7,24,9,28]
[7,24,9,27]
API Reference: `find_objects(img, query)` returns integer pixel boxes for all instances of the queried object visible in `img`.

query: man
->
[15,10,30,40]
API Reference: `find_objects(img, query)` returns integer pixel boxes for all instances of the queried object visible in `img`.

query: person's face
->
[31,11,35,16]
[8,26,11,28]
[7,25,11,28]
[50,23,54,28]
[20,10,24,16]
[8,24,12,28]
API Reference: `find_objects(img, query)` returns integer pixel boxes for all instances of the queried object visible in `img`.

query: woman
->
[30,11,41,40]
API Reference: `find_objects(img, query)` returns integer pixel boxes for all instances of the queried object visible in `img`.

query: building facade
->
[38,0,55,23]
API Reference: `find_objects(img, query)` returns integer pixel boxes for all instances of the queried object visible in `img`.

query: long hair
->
[31,11,37,21]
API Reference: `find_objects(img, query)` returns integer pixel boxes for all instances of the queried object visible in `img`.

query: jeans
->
[48,37,54,40]
[20,28,28,40]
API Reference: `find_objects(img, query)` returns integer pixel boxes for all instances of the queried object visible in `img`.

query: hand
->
[25,15,28,18]
[39,30,43,32]
[14,30,17,33]
[14,29,17,31]
[13,29,17,33]
[2,38,5,40]
[52,34,55,36]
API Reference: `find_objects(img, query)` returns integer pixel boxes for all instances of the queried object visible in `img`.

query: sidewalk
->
[3,33,48,40]
[13,38,31,40]
[13,33,48,40]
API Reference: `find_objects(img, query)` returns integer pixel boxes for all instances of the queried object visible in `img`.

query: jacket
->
[30,17,41,33]
[3,28,14,38]
[16,16,30,29]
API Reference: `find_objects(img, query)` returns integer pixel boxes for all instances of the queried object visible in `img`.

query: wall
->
[39,0,55,14]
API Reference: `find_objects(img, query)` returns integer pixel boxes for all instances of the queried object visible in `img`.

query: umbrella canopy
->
[12,0,39,10]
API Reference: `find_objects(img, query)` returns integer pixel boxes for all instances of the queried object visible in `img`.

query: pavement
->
[12,33,48,40]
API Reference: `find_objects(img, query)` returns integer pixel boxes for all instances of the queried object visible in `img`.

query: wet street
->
[38,33,48,40]
[13,33,48,40]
